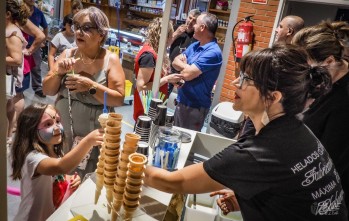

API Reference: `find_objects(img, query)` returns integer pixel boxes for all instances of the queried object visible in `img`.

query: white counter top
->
[47,127,198,221]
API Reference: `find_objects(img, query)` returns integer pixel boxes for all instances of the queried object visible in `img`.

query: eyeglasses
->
[71,23,98,34]
[238,72,255,89]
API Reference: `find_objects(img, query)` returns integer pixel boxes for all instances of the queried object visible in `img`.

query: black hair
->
[240,44,332,116]
[61,14,73,31]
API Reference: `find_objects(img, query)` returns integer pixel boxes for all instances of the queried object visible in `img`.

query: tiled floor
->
[7,62,135,220]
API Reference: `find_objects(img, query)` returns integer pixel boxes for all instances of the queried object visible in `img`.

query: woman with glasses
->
[144,44,348,221]
[48,14,76,70]
[43,7,125,179]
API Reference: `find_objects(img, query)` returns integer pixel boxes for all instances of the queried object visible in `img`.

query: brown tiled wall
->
[220,0,280,102]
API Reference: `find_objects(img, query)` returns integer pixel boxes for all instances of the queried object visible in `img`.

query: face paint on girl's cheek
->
[38,123,64,143]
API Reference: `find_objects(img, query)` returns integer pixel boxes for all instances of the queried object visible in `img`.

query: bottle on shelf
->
[110,31,117,46]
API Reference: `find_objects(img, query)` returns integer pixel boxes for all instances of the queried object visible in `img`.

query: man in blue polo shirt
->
[172,12,222,131]
[24,0,48,98]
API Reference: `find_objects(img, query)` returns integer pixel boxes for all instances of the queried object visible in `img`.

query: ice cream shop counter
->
[47,127,236,221]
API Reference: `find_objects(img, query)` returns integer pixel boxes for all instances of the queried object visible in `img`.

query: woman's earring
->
[261,110,270,126]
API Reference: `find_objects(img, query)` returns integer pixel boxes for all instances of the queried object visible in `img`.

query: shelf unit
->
[208,0,231,48]
[127,3,163,10]
[124,1,163,27]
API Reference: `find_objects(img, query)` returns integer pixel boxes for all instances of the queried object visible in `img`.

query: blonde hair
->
[146,17,174,53]
[293,20,347,62]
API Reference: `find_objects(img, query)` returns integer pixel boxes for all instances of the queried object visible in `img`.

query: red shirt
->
[133,43,168,121]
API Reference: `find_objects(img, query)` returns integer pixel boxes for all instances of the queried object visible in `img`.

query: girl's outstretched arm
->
[36,129,104,176]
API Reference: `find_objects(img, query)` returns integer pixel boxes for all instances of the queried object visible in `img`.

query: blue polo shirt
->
[28,6,48,46]
[177,39,222,108]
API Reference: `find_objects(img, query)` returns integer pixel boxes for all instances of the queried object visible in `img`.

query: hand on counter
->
[210,189,240,215]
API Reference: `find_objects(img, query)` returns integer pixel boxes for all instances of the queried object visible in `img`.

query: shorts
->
[15,73,30,93]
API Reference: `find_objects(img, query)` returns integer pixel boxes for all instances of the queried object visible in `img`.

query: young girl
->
[10,103,104,221]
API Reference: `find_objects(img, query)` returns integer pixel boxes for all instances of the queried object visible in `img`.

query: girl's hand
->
[85,128,104,147]
[69,173,81,190]
[210,189,240,215]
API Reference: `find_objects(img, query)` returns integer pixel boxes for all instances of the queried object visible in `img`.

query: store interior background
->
[2,0,349,220]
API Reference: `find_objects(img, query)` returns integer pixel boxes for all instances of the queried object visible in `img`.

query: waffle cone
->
[104,141,121,149]
[108,113,123,121]
[128,153,147,170]
[118,159,129,168]
[126,177,143,186]
[124,133,141,146]
[94,189,101,204]
[125,186,142,195]
[113,189,124,200]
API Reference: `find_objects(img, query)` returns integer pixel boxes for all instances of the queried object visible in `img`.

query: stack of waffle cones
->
[123,153,147,220]
[95,113,123,214]
[111,133,141,221]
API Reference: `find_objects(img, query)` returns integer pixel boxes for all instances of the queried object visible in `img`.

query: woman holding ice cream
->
[43,7,125,178]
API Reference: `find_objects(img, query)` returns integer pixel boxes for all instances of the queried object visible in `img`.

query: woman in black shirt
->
[144,44,348,221]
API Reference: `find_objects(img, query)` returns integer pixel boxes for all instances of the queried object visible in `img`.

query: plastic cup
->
[136,116,152,129]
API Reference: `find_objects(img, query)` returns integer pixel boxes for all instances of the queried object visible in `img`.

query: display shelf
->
[218,26,228,30]
[209,8,230,14]
[126,3,163,10]
[123,19,151,27]
[129,9,162,18]
[81,2,115,8]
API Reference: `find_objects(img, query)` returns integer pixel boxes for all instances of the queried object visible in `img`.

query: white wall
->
[286,1,339,26]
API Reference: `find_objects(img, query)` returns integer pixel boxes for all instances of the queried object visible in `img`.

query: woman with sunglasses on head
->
[47,14,76,70]
[144,44,348,221]
[43,7,125,179]
[292,21,349,211]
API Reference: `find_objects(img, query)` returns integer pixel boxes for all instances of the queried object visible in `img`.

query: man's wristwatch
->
[88,83,98,95]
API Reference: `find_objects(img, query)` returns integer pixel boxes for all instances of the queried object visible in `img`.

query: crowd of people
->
[5,0,349,220]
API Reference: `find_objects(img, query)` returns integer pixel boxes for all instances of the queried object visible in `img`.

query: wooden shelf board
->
[127,3,163,10]
[123,19,150,27]
[82,2,115,8]
[218,26,228,30]
[209,8,230,14]
[129,9,162,18]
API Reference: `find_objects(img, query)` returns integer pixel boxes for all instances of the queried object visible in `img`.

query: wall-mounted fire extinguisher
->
[232,15,254,62]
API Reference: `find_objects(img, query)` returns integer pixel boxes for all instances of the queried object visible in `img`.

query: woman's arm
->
[20,20,45,55]
[42,49,71,96]
[136,67,154,91]
[35,129,103,175]
[144,163,225,194]
[6,35,23,66]
[48,43,58,70]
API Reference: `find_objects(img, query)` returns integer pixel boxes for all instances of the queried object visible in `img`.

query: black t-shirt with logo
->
[203,115,348,221]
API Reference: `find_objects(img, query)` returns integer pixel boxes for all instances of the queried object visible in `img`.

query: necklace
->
[80,48,101,65]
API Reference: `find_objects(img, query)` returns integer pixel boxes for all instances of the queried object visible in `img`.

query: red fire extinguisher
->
[233,15,254,62]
